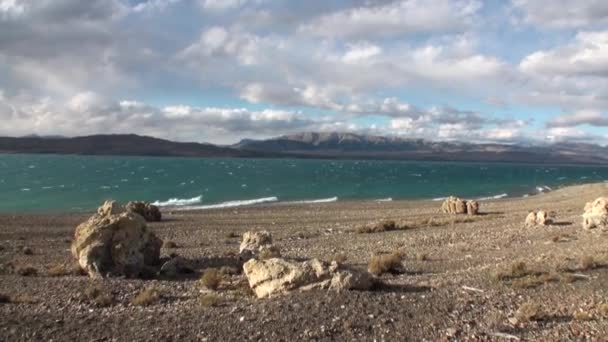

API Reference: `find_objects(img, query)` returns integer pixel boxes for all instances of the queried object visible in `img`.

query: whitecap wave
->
[477,193,508,201]
[375,198,393,202]
[287,197,338,204]
[432,197,447,201]
[183,196,278,210]
[152,195,203,207]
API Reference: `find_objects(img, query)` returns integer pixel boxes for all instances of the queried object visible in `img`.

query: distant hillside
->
[234,132,608,164]
[0,134,260,158]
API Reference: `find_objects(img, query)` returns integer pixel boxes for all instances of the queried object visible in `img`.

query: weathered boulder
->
[525,211,552,227]
[239,231,273,259]
[442,196,479,215]
[582,197,608,230]
[125,201,162,222]
[243,258,373,298]
[97,200,123,217]
[466,201,479,216]
[71,204,162,278]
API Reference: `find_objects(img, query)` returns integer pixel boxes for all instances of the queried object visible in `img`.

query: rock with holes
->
[243,258,373,298]
[97,200,124,217]
[582,197,608,230]
[125,201,162,222]
[525,210,552,227]
[71,203,162,278]
[442,196,479,215]
[239,231,273,259]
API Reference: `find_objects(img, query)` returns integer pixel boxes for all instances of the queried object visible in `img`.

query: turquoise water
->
[1,154,607,213]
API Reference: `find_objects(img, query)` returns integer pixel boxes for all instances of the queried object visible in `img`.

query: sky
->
[0,0,607,145]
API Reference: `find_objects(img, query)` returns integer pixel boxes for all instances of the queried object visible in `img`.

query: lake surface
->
[1,154,607,213]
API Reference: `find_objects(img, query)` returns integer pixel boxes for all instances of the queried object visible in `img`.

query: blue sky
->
[0,0,607,144]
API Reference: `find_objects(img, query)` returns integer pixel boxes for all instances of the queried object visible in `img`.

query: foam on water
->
[286,197,339,204]
[375,198,393,202]
[477,193,508,201]
[152,195,203,207]
[183,196,278,210]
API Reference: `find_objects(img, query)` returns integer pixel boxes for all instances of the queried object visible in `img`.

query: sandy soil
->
[1,182,608,341]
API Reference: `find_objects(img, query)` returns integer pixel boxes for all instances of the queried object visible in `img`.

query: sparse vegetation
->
[598,304,608,316]
[357,220,404,234]
[200,293,220,307]
[15,265,38,277]
[199,268,223,290]
[10,294,38,304]
[225,232,240,239]
[131,286,162,307]
[416,253,429,261]
[47,263,84,277]
[85,283,114,307]
[515,302,543,322]
[511,273,559,289]
[218,266,238,276]
[368,252,403,276]
[163,240,178,249]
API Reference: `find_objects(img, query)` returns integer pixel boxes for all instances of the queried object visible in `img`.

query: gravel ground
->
[1,182,608,341]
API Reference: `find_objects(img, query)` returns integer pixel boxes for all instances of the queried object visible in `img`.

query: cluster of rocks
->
[525,210,551,227]
[239,231,280,260]
[441,196,479,215]
[582,197,608,230]
[125,201,162,222]
[72,201,163,278]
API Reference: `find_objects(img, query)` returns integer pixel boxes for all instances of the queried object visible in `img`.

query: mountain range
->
[1,132,607,164]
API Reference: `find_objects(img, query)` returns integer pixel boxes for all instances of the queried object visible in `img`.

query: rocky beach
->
[1,182,608,341]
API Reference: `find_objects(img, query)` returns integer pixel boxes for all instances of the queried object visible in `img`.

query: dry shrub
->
[163,241,178,249]
[85,283,114,307]
[496,261,529,280]
[47,263,85,277]
[199,268,223,290]
[131,286,162,307]
[218,266,238,276]
[515,302,543,322]
[329,254,348,264]
[356,220,403,234]
[598,304,608,316]
[579,256,597,271]
[10,294,38,304]
[368,252,403,276]
[225,232,240,239]
[416,253,429,261]
[511,273,559,289]
[259,246,281,260]
[15,265,38,277]
[200,293,220,307]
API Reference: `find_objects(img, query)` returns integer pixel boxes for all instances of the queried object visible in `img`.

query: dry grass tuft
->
[225,232,240,239]
[10,294,38,304]
[15,265,38,277]
[200,293,220,307]
[163,241,178,249]
[515,302,543,322]
[579,256,597,271]
[199,268,223,290]
[368,252,403,276]
[511,273,559,289]
[131,286,162,307]
[47,263,85,277]
[85,283,114,307]
[356,220,406,234]
[598,304,608,316]
[218,266,238,276]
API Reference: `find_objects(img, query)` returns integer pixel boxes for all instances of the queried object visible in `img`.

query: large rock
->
[243,258,373,298]
[441,196,479,215]
[97,200,123,217]
[239,231,273,259]
[71,204,163,278]
[582,197,608,230]
[125,201,162,222]
[525,211,552,227]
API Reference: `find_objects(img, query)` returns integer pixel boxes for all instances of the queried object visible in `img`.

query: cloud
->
[301,0,482,38]
[520,31,608,77]
[511,0,608,29]
[547,110,608,128]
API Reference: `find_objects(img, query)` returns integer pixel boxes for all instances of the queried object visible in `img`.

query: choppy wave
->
[432,197,447,201]
[183,196,279,210]
[536,185,553,193]
[152,195,203,207]
[287,197,338,204]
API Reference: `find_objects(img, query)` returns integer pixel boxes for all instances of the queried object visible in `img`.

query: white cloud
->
[547,110,608,127]
[511,0,608,29]
[301,0,482,38]
[342,43,382,63]
[131,0,181,12]
[0,0,24,18]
